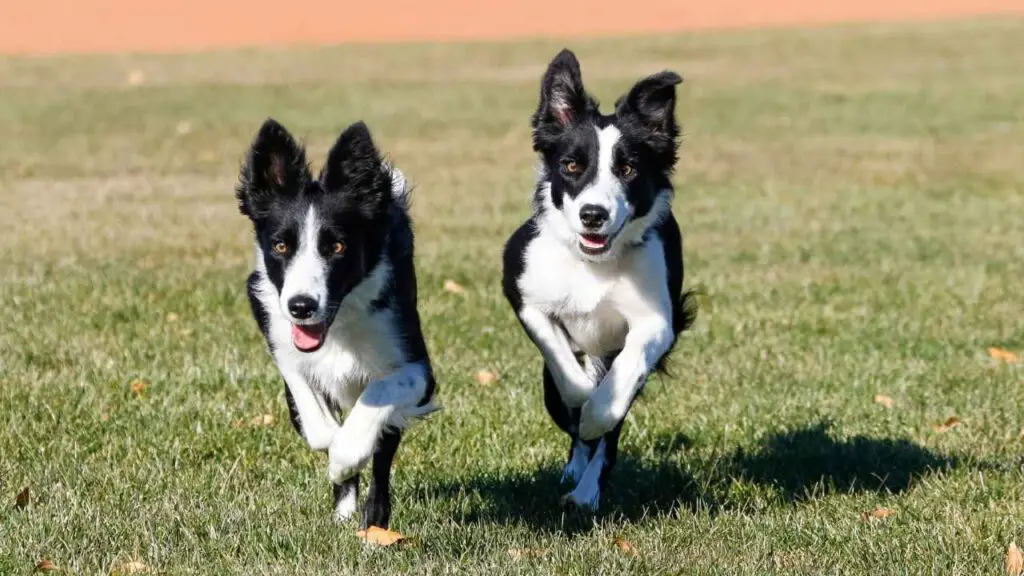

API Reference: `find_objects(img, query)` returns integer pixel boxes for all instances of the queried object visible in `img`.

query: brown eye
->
[562,160,579,175]
[333,241,346,255]
[273,241,288,254]
[621,164,635,178]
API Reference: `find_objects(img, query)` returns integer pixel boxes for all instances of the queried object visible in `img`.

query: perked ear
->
[532,49,588,146]
[237,118,308,218]
[615,71,683,157]
[320,121,390,220]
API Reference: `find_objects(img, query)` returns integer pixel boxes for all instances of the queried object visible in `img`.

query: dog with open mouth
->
[502,49,696,511]
[237,118,438,529]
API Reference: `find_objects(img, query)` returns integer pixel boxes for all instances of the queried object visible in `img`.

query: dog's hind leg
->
[361,429,401,529]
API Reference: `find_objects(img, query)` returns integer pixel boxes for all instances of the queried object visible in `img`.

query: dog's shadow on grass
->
[432,421,955,532]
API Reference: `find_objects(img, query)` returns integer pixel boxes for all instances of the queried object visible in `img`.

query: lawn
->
[2,18,1024,575]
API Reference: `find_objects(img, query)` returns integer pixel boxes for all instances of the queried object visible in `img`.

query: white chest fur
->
[254,260,402,410]
[517,229,671,357]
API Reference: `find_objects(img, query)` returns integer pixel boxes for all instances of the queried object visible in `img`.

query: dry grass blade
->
[989,347,1021,364]
[1007,542,1023,576]
[357,526,406,547]
[15,486,31,509]
[113,560,150,574]
[250,414,276,427]
[165,312,180,323]
[873,394,894,408]
[935,416,962,433]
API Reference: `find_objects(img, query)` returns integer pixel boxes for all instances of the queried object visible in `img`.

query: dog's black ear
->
[616,71,683,161]
[237,118,308,218]
[321,121,390,220]
[532,49,588,147]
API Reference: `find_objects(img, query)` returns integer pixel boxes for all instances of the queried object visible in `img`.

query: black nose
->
[287,295,318,320]
[579,204,609,229]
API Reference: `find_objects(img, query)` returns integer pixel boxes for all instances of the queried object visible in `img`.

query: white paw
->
[561,442,591,485]
[334,488,358,522]
[561,486,600,512]
[327,430,374,484]
[578,396,624,441]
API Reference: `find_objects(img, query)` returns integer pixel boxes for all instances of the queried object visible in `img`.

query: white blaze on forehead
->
[595,124,622,186]
[280,206,328,320]
[565,124,629,237]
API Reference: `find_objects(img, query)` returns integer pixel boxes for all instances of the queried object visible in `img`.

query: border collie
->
[237,118,438,529]
[502,50,695,511]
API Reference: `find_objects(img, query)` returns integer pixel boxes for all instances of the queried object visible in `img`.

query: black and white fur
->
[237,119,438,529]
[502,50,695,511]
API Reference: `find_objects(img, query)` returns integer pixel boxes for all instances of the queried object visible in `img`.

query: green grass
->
[2,17,1024,575]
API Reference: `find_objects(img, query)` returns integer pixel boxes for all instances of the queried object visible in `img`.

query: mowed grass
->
[2,17,1024,575]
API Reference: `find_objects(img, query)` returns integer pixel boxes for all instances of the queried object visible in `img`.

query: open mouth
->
[291,323,327,352]
[578,233,613,256]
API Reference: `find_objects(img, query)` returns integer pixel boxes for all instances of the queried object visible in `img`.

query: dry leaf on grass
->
[250,414,275,427]
[990,348,1021,365]
[34,559,58,572]
[873,394,894,408]
[113,560,149,574]
[443,279,466,294]
[165,312,179,323]
[613,537,638,556]
[357,526,406,547]
[129,379,149,397]
[15,486,30,509]
[860,506,895,521]
[507,547,548,560]
[175,121,193,135]
[1007,542,1023,576]
[126,70,145,86]
[475,370,498,386]
[935,416,963,433]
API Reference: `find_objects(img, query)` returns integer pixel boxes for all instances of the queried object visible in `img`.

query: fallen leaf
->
[990,348,1021,365]
[1007,542,1023,576]
[357,526,406,547]
[935,416,962,433]
[475,369,498,386]
[860,506,895,521]
[230,418,246,429]
[443,279,465,294]
[165,312,179,323]
[126,70,145,86]
[613,537,638,556]
[114,560,149,574]
[507,547,548,560]
[34,559,58,572]
[873,394,894,409]
[100,413,110,422]
[175,121,193,135]
[250,413,276,427]
[15,486,30,509]
[129,379,149,397]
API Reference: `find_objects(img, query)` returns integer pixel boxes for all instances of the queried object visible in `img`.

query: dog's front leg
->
[578,318,674,441]
[279,366,340,451]
[519,306,595,407]
[328,362,434,484]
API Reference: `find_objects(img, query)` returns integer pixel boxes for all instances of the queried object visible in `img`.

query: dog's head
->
[531,49,681,262]
[237,118,393,352]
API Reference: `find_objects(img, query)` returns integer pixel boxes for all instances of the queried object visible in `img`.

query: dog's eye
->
[561,160,579,175]
[333,241,346,255]
[272,241,289,255]
[621,164,635,178]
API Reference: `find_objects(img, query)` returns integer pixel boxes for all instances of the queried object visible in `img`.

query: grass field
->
[2,18,1024,575]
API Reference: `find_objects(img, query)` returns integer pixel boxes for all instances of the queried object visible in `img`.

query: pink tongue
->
[581,234,607,247]
[291,324,324,351]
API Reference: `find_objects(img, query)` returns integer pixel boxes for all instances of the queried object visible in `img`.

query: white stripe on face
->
[564,125,631,236]
[280,206,327,323]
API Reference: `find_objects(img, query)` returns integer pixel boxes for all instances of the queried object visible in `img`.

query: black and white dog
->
[502,50,695,511]
[237,118,438,529]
